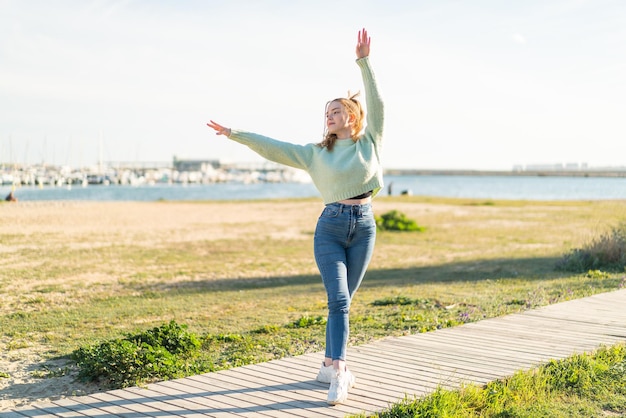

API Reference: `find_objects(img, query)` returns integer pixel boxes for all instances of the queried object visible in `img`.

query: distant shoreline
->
[384,169,626,178]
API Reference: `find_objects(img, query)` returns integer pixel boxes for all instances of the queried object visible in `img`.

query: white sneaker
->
[327,369,355,405]
[316,363,356,387]
[316,363,334,384]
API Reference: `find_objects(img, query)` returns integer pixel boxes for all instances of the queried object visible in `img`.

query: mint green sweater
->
[229,57,384,204]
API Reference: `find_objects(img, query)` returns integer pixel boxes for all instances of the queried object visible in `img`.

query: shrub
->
[289,315,326,328]
[375,210,425,232]
[131,320,201,355]
[557,223,626,272]
[72,320,201,388]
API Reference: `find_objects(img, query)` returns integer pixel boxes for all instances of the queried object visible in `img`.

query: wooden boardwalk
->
[7,289,626,417]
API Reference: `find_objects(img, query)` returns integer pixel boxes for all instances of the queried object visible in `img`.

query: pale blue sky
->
[1,0,625,170]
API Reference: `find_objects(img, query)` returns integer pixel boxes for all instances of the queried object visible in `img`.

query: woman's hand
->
[356,28,370,59]
[206,120,231,137]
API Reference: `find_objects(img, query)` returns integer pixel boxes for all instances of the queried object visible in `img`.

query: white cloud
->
[512,33,527,44]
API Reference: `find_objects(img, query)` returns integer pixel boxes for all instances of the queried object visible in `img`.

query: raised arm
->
[355,28,384,143]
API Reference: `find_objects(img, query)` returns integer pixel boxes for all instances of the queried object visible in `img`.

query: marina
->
[0,161,308,188]
[2,161,626,202]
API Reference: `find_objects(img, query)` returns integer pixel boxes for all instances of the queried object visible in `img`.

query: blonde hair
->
[318,91,364,151]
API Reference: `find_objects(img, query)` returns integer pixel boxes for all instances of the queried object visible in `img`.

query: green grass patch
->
[352,343,626,417]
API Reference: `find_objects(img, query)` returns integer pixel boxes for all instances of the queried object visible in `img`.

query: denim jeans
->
[314,202,377,361]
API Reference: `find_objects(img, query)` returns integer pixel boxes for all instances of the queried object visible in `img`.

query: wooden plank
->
[356,348,516,383]
[379,343,549,375]
[529,306,626,322]
[352,337,523,376]
[348,349,505,384]
[355,333,521,368]
[28,396,115,417]
[123,385,239,418]
[147,379,257,416]
[234,363,390,416]
[345,346,499,384]
[526,312,626,331]
[50,394,147,417]
[418,331,576,357]
[215,365,371,418]
[257,358,390,415]
[525,297,626,324]
[9,407,74,418]
[260,358,426,412]
[184,370,340,418]
[153,379,266,418]
[231,361,370,415]
[104,388,201,416]
[274,350,464,415]
[158,379,326,417]
[421,327,593,356]
[525,310,626,327]
[464,315,620,336]
[401,331,573,360]
[345,350,464,388]
[498,306,626,326]
[4,409,61,418]
[0,413,33,418]
[379,336,546,369]
[460,321,626,348]
[83,392,153,417]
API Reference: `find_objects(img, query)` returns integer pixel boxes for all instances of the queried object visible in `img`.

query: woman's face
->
[326,100,353,138]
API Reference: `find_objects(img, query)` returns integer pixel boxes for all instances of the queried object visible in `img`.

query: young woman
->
[207,28,384,406]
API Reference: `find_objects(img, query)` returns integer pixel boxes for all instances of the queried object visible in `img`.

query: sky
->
[1,0,625,171]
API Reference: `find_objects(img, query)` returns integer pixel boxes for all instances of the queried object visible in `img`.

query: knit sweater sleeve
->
[228,130,315,170]
[356,57,384,144]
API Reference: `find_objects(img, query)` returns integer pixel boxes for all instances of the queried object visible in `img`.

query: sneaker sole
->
[327,396,348,406]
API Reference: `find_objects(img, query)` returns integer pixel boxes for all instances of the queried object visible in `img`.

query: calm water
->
[2,175,626,202]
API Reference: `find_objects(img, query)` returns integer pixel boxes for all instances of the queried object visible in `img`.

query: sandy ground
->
[0,345,99,411]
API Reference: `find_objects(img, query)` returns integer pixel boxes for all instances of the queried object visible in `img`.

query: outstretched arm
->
[206,121,314,170]
[206,120,232,137]
[355,28,384,142]
[356,28,370,59]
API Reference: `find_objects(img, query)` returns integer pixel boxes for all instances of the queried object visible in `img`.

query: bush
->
[557,224,626,272]
[72,320,201,388]
[288,315,327,328]
[375,210,425,232]
[132,319,201,355]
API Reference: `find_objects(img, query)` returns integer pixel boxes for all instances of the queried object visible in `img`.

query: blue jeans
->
[314,202,376,361]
